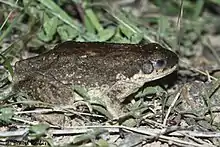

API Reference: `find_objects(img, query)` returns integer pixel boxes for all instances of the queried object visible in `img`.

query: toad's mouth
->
[132,64,178,83]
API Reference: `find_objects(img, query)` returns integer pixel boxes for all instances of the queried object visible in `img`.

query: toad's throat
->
[103,64,178,103]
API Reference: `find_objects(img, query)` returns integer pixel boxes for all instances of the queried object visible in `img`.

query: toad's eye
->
[155,59,166,68]
[142,62,154,74]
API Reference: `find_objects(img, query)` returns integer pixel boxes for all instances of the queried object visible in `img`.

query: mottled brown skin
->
[13,41,178,117]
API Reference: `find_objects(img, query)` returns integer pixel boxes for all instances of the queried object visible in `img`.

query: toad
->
[13,41,178,118]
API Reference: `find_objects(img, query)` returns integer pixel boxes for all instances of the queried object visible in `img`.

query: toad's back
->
[13,42,178,105]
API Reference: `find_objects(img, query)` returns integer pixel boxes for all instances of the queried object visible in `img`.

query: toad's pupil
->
[155,59,166,68]
[142,62,154,74]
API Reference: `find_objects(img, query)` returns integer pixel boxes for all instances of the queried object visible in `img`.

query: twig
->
[163,89,182,126]
[1,125,218,146]
[178,59,218,81]
[49,125,207,147]
[0,128,29,137]
[15,108,104,118]
[190,67,218,81]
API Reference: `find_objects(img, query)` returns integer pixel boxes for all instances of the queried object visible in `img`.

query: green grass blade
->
[38,0,82,32]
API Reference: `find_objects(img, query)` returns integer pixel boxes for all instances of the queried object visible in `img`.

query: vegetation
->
[1,0,220,146]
